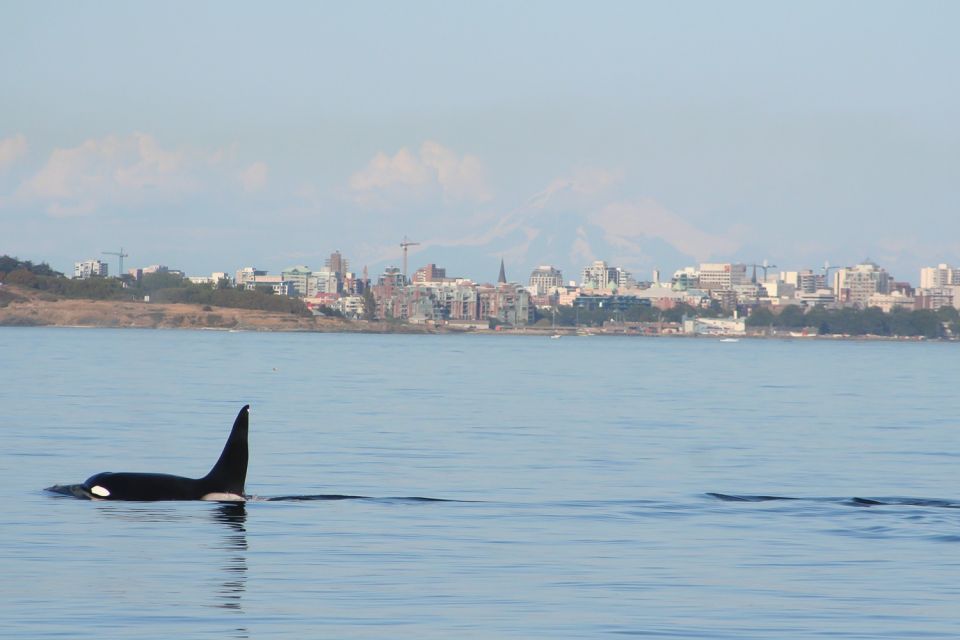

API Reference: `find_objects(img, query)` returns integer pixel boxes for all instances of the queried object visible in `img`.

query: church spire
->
[497,258,507,284]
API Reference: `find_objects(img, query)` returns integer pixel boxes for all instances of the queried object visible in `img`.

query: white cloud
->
[0,134,28,172]
[240,161,268,193]
[418,141,490,202]
[348,141,491,206]
[590,198,744,262]
[15,133,265,216]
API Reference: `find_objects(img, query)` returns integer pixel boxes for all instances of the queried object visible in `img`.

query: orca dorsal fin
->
[203,405,249,496]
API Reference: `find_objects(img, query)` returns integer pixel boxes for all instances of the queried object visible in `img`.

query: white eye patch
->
[90,486,110,497]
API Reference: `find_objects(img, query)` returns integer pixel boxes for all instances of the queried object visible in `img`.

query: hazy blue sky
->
[2,1,958,284]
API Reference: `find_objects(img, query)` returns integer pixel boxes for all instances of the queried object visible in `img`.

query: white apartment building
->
[697,263,747,290]
[241,274,291,296]
[74,259,108,279]
[920,264,960,289]
[581,261,632,291]
[187,272,231,286]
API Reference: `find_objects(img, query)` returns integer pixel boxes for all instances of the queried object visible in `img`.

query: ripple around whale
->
[44,486,472,503]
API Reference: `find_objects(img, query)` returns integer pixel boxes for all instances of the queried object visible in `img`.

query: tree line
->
[0,255,310,316]
[746,304,959,339]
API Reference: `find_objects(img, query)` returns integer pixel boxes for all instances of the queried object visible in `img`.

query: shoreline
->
[0,285,954,341]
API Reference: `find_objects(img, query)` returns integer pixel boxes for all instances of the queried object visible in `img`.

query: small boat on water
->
[719,338,740,343]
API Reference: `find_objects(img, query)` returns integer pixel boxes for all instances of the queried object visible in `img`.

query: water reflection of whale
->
[79,502,250,637]
[211,503,248,622]
[707,492,960,508]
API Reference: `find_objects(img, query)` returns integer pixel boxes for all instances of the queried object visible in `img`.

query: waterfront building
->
[371,276,530,325]
[573,295,652,313]
[477,282,532,326]
[682,316,746,336]
[74,259,108,279]
[697,263,747,290]
[528,265,564,294]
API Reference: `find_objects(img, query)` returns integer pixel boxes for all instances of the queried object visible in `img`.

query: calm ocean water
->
[2,327,959,638]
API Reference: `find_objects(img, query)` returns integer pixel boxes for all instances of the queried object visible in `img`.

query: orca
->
[46,405,249,502]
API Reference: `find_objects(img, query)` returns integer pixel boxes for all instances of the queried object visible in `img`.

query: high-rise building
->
[528,265,564,294]
[920,264,960,289]
[325,251,348,276]
[413,264,447,283]
[581,261,632,291]
[837,262,892,307]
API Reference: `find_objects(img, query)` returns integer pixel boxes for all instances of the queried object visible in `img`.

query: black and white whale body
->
[46,405,249,502]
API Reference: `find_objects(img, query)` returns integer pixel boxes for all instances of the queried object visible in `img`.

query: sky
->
[2,1,958,285]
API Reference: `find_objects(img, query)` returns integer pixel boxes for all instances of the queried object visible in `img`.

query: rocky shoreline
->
[0,285,429,333]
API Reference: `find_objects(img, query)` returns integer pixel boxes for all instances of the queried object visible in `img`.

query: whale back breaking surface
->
[45,405,249,502]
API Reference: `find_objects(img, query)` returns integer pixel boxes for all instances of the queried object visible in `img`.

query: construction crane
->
[400,236,420,283]
[102,247,129,277]
[747,260,777,283]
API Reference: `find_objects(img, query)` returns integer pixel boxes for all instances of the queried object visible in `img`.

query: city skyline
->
[2,2,959,282]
